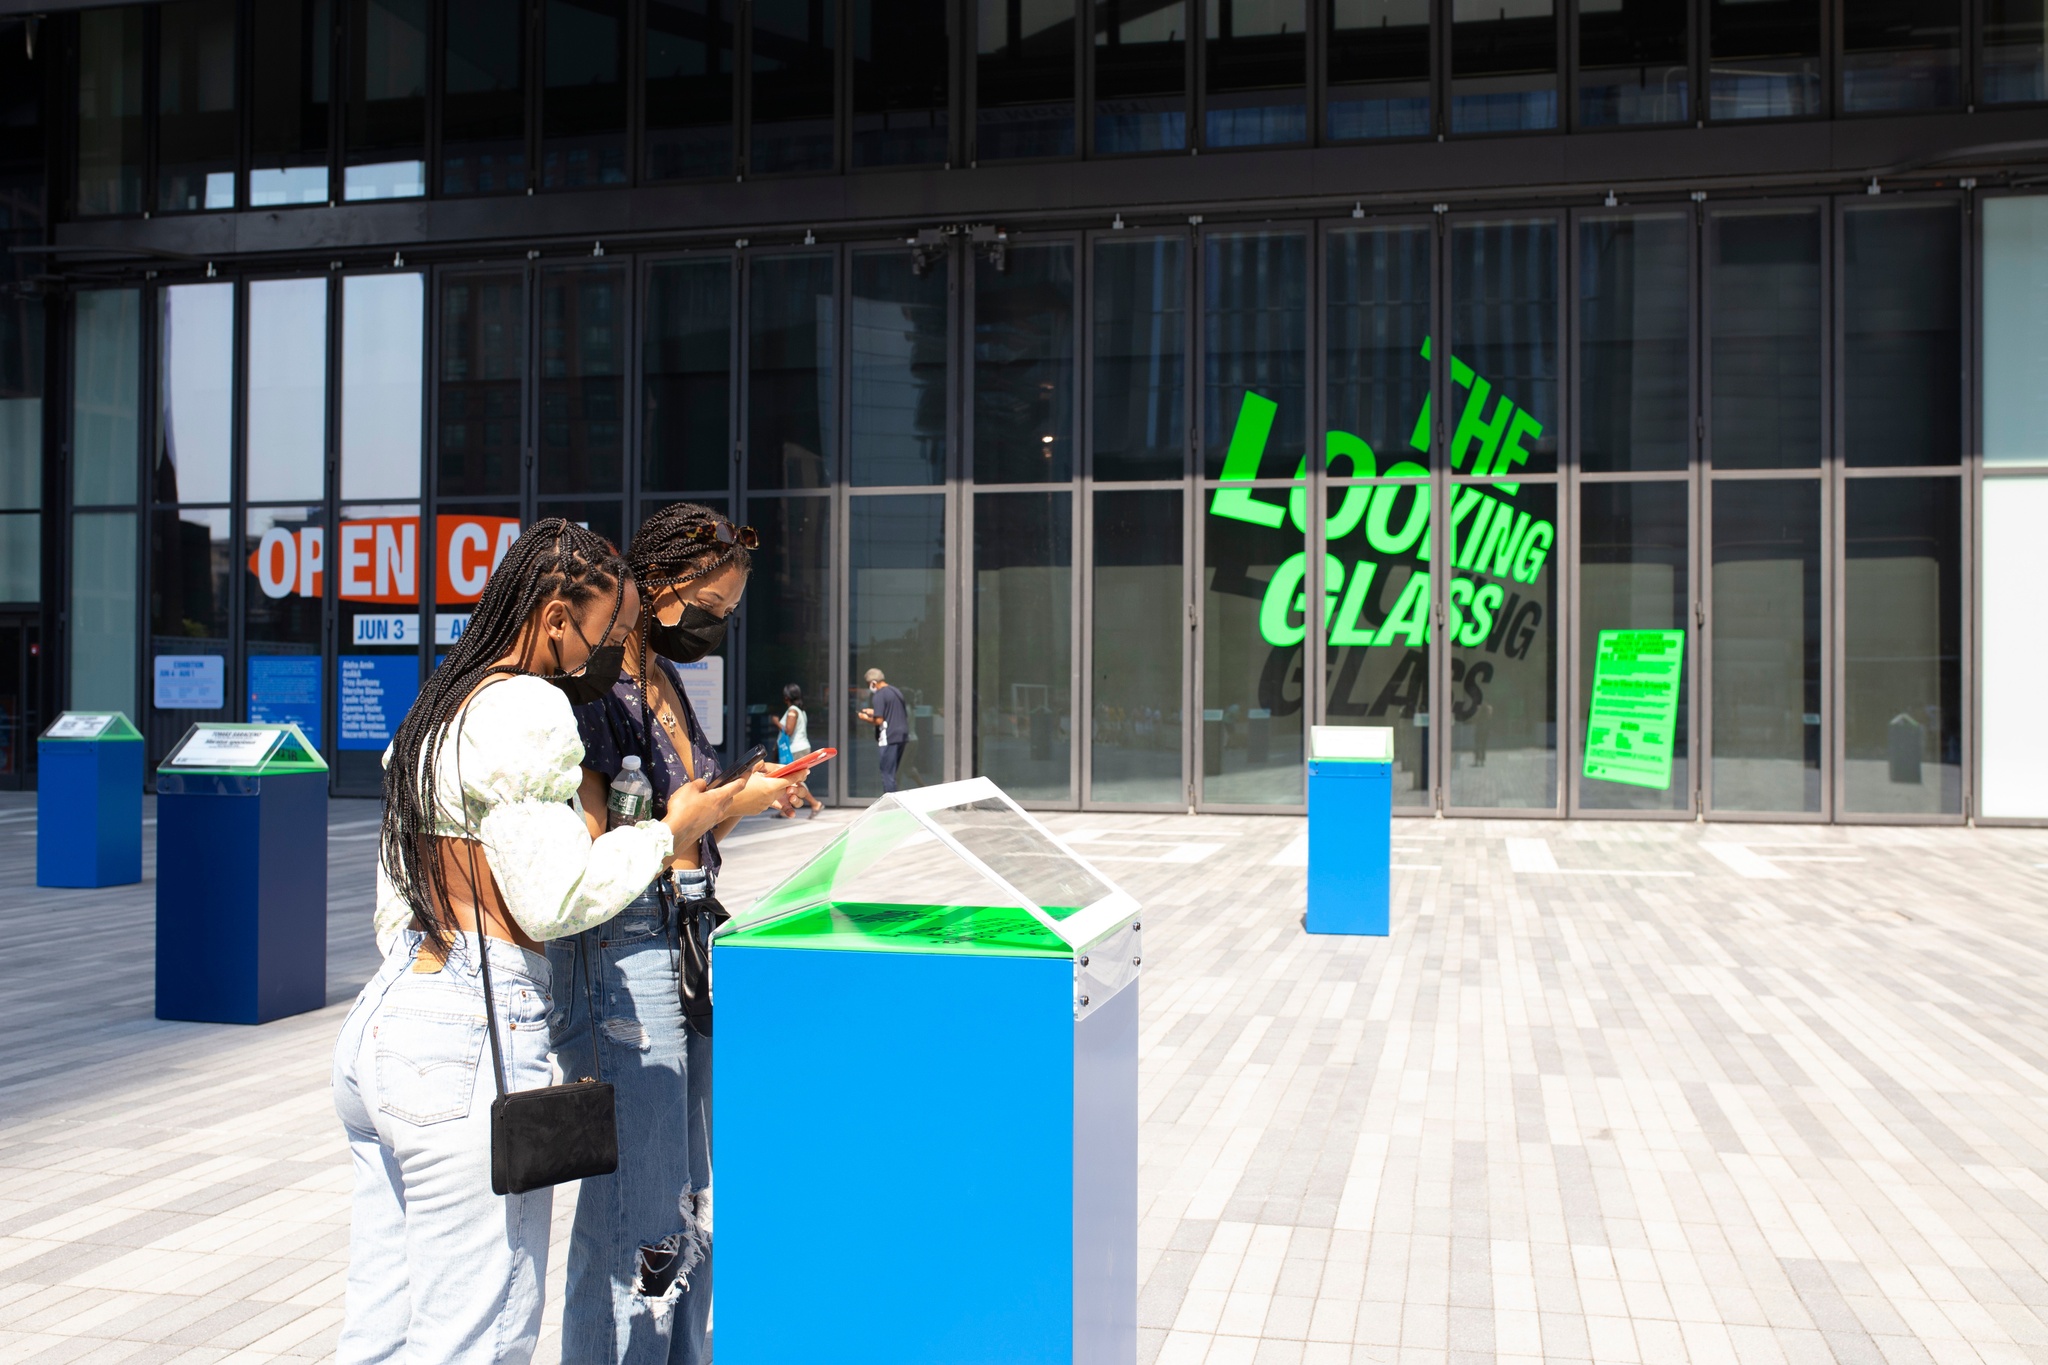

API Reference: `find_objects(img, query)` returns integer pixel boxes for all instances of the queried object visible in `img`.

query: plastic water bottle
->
[607,755,654,829]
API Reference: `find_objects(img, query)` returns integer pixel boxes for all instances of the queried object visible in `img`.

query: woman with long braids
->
[549,501,792,1365]
[331,520,740,1365]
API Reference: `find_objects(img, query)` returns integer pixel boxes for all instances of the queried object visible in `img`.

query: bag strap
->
[473,857,509,1099]
[465,819,606,1097]
[447,682,599,1101]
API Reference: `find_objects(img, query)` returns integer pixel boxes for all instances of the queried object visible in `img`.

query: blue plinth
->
[1306,759,1391,936]
[718,944,1138,1365]
[154,771,329,1024]
[37,736,143,888]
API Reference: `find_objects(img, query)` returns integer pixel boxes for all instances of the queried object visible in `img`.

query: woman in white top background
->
[331,521,737,1365]
[776,682,823,818]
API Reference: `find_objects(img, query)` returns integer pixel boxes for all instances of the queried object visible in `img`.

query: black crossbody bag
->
[448,686,620,1198]
[476,922,619,1196]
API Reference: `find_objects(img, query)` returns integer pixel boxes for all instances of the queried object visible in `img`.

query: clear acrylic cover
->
[723,777,1138,953]
[157,721,328,774]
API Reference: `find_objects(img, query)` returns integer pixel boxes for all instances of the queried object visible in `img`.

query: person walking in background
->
[776,683,823,818]
[857,667,910,794]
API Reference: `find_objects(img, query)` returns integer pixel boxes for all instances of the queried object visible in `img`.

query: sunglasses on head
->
[683,521,759,551]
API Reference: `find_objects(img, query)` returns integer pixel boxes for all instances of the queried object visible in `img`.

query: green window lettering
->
[1460,581,1505,647]
[1494,408,1543,491]
[1256,552,1346,649]
[1372,571,1432,648]
[1477,508,1531,580]
[1329,558,1381,646]
[1513,521,1554,583]
[1445,575,1474,641]
[1454,493,1495,570]
[1365,481,1429,556]
[1209,392,1288,528]
[1450,373,1516,475]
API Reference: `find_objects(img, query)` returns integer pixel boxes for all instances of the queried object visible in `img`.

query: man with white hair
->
[856,666,910,793]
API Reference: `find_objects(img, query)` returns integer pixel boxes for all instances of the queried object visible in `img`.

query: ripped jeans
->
[547,870,715,1365]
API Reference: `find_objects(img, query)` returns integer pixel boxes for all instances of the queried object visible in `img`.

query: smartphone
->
[767,747,837,780]
[705,744,768,790]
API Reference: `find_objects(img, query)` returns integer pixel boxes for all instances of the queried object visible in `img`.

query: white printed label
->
[670,657,725,747]
[46,713,116,739]
[352,614,420,647]
[434,613,472,647]
[169,727,282,768]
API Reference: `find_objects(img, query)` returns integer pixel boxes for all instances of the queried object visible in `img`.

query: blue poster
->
[247,655,323,754]
[340,655,421,752]
[154,654,225,710]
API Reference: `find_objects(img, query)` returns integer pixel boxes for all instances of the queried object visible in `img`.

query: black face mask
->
[545,597,627,704]
[648,602,728,664]
[548,642,624,705]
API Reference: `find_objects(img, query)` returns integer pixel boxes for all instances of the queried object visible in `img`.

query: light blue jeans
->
[547,869,715,1365]
[332,930,556,1365]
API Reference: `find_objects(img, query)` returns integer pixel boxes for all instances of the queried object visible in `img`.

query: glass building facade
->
[2,0,2045,824]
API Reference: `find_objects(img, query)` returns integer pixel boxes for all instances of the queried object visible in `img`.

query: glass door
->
[1083,228,1192,810]
[1314,218,1435,810]
[968,234,1081,806]
[1702,202,1830,819]
[1439,213,1565,815]
[1194,223,1311,810]
[859,237,956,798]
[1570,208,1698,817]
[0,616,40,788]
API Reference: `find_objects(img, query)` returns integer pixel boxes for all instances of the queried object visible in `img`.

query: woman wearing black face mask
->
[547,502,792,1365]
[335,522,727,1365]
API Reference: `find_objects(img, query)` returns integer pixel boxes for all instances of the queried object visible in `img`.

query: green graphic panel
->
[720,901,1072,958]
[1583,630,1684,790]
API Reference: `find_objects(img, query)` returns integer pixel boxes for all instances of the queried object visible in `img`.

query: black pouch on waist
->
[677,892,732,1038]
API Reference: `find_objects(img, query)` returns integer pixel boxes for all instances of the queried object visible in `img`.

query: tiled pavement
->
[4,793,2048,1364]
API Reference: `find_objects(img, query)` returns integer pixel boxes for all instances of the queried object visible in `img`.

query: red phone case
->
[769,747,838,779]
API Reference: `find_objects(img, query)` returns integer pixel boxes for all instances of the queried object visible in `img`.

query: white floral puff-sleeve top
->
[373,674,673,953]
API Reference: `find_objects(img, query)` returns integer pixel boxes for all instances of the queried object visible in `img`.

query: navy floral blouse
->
[573,656,722,881]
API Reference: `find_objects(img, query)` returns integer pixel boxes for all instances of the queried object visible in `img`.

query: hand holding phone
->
[767,747,837,780]
[706,744,767,789]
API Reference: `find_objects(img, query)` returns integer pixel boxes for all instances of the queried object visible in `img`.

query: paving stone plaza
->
[4,795,2048,1365]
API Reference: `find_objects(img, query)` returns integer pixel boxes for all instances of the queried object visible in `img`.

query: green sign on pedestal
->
[1583,629,1685,790]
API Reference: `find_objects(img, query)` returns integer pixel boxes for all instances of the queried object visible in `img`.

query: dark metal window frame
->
[58,283,152,743]
[38,183,2019,821]
[1078,222,1195,811]
[56,0,2048,215]
[965,0,1082,166]
[961,227,1084,805]
[1564,0,1699,135]
[1188,215,1315,813]
[1698,194,1833,822]
[1563,201,1701,820]
[1829,190,1972,823]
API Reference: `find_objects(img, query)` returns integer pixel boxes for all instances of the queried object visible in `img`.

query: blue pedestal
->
[37,736,143,888]
[718,944,1138,1365]
[1306,758,1391,936]
[155,771,328,1024]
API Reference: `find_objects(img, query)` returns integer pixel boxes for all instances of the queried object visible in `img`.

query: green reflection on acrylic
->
[720,901,1073,957]
[1208,337,1558,651]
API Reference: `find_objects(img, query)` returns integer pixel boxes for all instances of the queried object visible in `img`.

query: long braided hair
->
[625,501,753,714]
[380,518,628,946]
